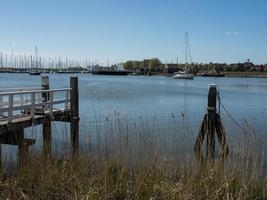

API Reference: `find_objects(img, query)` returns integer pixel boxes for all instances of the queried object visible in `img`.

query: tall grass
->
[0,113,266,199]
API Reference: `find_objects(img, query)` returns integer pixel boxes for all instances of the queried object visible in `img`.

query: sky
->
[0,0,267,64]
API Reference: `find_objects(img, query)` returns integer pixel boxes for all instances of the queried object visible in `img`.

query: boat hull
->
[173,76,194,79]
[29,72,41,75]
[92,70,129,75]
[173,72,194,79]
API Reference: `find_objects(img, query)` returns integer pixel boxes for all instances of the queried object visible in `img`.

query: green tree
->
[123,61,133,70]
[132,61,140,70]
[148,58,161,71]
[139,59,150,70]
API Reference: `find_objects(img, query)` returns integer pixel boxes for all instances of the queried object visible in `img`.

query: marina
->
[1,0,267,198]
[0,74,266,139]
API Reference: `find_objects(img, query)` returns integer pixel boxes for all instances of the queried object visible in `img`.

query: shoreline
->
[1,70,267,78]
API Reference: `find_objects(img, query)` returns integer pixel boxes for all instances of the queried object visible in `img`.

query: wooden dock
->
[0,76,79,168]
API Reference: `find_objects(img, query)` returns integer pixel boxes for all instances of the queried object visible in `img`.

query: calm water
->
[1,73,267,158]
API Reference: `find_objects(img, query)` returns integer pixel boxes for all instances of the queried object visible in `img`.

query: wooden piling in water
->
[206,84,216,160]
[17,127,28,167]
[70,77,79,157]
[0,144,2,171]
[194,84,229,162]
[42,76,52,159]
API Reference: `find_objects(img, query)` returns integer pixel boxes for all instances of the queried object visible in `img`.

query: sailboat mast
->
[0,52,3,68]
[185,31,188,65]
[35,46,38,69]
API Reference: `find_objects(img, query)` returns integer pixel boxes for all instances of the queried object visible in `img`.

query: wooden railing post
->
[30,93,35,118]
[70,77,79,158]
[0,95,3,116]
[8,94,13,123]
[42,76,52,159]
[206,84,217,160]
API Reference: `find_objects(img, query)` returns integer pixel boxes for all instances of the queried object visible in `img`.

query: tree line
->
[123,58,267,74]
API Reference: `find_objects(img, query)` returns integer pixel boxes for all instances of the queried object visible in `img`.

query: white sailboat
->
[29,46,41,75]
[173,31,194,80]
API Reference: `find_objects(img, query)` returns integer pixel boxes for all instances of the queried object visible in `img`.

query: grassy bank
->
[0,115,266,199]
[1,154,266,199]
[224,71,267,78]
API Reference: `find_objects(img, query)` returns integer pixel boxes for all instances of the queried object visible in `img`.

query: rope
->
[217,91,248,134]
[217,90,221,114]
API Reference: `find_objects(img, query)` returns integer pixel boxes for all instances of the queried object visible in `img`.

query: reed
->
[0,114,266,199]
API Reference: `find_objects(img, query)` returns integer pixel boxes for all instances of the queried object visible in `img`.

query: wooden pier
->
[0,76,79,168]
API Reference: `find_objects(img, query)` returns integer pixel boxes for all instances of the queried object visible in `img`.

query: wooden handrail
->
[0,87,72,123]
[0,87,43,92]
[0,88,71,96]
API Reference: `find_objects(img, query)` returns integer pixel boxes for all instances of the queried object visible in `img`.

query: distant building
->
[164,64,181,74]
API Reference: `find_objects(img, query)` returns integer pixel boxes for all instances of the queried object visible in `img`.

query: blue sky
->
[0,0,266,64]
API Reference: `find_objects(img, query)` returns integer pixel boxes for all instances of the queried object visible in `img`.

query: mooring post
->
[70,77,79,158]
[206,84,217,160]
[42,76,52,159]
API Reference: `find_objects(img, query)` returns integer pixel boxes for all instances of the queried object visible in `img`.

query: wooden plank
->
[0,110,71,134]
[0,137,35,146]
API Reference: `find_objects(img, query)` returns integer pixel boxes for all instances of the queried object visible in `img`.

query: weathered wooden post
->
[70,77,79,157]
[0,144,2,171]
[206,84,217,160]
[42,76,52,158]
[17,127,27,167]
[194,84,229,163]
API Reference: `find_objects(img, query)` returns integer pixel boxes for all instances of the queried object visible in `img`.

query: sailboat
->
[173,32,194,80]
[29,46,41,75]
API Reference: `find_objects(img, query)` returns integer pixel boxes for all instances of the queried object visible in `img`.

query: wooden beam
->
[0,131,35,146]
[0,144,2,172]
[42,76,52,159]
[17,127,28,168]
[0,110,70,134]
[70,77,79,158]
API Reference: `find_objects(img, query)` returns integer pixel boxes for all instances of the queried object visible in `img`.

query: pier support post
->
[0,144,2,172]
[206,84,217,160]
[42,76,52,159]
[17,128,28,167]
[70,77,79,158]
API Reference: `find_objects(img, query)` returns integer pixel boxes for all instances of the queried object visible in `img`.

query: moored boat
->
[173,31,194,80]
[91,70,129,75]
[173,71,194,79]
[29,70,41,75]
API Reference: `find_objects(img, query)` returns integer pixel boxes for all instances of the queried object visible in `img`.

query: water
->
[1,73,267,159]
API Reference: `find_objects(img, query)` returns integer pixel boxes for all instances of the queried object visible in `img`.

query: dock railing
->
[0,88,71,123]
[0,76,79,169]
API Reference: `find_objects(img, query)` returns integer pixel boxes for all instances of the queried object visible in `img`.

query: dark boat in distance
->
[29,70,41,75]
[92,70,129,75]
[91,66,130,75]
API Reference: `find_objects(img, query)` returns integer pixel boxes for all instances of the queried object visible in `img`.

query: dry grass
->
[0,114,266,199]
